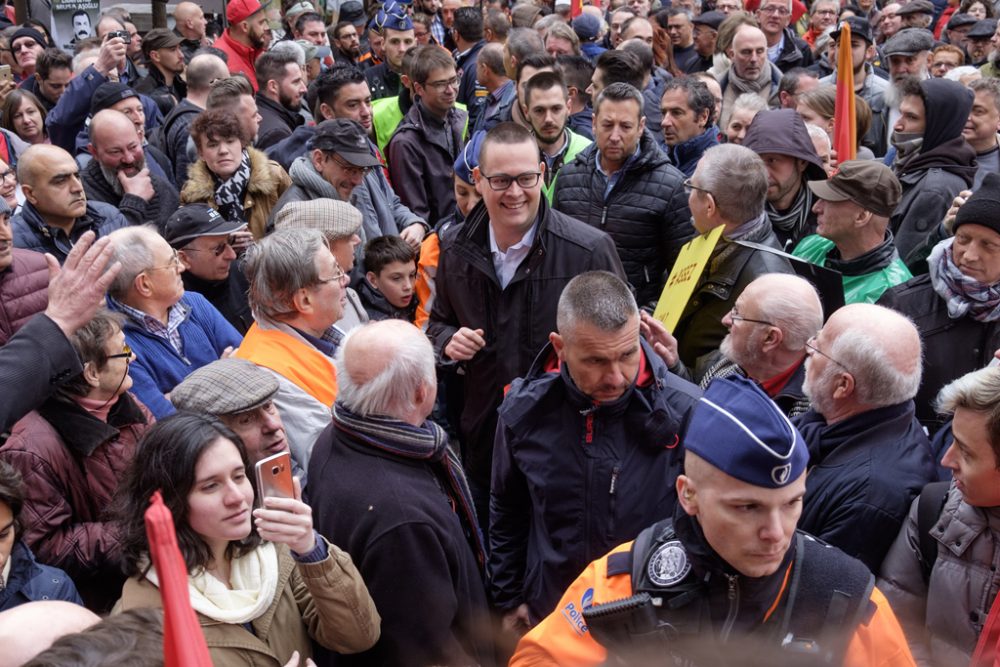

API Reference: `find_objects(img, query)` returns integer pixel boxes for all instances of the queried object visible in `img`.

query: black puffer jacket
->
[878,273,1000,433]
[427,198,626,489]
[552,131,694,305]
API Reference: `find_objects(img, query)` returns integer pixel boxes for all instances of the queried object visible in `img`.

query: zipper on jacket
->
[608,465,620,541]
[600,206,608,228]
[720,574,739,642]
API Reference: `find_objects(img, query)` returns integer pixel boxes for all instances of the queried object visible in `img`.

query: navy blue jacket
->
[455,40,487,131]
[794,401,936,573]
[0,541,82,612]
[12,201,129,264]
[665,125,720,177]
[490,338,701,622]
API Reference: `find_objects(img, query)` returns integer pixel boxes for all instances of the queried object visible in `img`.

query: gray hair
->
[268,39,306,67]
[937,366,1000,465]
[243,228,326,321]
[805,122,831,149]
[106,225,160,301]
[697,143,768,224]
[829,325,923,407]
[754,275,823,351]
[507,27,545,64]
[731,91,769,116]
[556,271,638,336]
[335,324,437,418]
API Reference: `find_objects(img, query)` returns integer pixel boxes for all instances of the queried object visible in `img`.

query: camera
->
[106,30,131,45]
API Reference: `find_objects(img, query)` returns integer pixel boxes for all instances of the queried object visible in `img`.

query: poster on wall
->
[50,0,100,52]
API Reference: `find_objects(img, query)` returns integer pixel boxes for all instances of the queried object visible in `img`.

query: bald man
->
[699,273,823,418]
[82,110,179,230]
[173,1,209,62]
[11,145,128,263]
[719,25,780,130]
[794,303,936,572]
[308,320,495,666]
[0,601,99,667]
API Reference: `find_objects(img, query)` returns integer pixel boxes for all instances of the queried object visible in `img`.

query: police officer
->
[510,375,916,667]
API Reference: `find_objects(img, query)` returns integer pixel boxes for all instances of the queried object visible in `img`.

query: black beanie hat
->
[89,82,139,117]
[954,172,1000,235]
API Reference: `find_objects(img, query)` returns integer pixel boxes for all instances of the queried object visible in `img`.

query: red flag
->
[570,0,584,18]
[145,490,213,667]
[832,22,857,165]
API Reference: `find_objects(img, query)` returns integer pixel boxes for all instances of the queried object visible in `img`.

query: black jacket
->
[254,93,305,151]
[490,339,701,621]
[456,39,486,130]
[878,274,1000,432]
[80,157,180,233]
[673,220,794,376]
[134,65,186,117]
[427,198,626,488]
[794,401,936,573]
[773,27,814,73]
[182,269,254,335]
[365,63,403,101]
[160,99,201,186]
[307,419,495,667]
[552,131,694,305]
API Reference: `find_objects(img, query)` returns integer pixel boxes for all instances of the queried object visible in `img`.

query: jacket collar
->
[667,125,720,172]
[37,392,147,457]
[821,230,901,277]
[255,92,304,129]
[184,147,285,202]
[795,400,917,466]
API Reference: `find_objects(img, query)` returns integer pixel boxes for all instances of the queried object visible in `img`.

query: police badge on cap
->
[683,376,808,489]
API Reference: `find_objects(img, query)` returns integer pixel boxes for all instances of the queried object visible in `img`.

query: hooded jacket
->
[794,401,936,573]
[742,109,828,250]
[891,78,978,260]
[552,131,694,306]
[490,339,701,622]
[0,541,81,612]
[665,125,720,178]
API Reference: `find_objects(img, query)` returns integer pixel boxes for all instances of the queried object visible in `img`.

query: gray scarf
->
[721,63,773,128]
[766,184,813,245]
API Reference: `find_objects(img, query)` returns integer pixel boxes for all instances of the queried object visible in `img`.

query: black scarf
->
[213,150,251,224]
[332,404,486,570]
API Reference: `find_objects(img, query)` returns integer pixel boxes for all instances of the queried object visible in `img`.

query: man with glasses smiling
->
[388,45,469,228]
[164,204,254,334]
[794,302,935,573]
[428,121,624,529]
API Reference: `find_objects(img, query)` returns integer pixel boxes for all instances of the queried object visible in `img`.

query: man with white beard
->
[697,273,823,418]
[884,28,932,135]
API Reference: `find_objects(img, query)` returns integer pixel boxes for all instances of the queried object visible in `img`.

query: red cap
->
[227,0,265,24]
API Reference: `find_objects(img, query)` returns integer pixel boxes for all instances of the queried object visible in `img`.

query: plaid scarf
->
[332,403,487,571]
[213,150,251,224]
[929,237,1000,322]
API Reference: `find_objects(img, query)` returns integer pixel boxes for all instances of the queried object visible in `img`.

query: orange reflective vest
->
[234,324,337,407]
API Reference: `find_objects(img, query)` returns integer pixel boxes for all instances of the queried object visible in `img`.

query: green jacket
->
[372,96,468,155]
[541,129,592,205]
[792,234,912,304]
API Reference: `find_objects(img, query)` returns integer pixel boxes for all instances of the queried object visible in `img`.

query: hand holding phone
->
[253,453,315,553]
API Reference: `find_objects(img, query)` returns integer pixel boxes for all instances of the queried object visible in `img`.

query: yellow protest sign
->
[652,225,725,332]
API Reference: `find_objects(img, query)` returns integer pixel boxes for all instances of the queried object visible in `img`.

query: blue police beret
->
[453,130,486,185]
[685,376,807,488]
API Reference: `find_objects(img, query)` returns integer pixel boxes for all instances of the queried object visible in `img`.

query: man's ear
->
[550,331,565,358]
[81,360,101,389]
[177,249,194,271]
[696,107,710,130]
[318,102,335,121]
[677,475,698,516]
[291,286,314,315]
[365,270,379,288]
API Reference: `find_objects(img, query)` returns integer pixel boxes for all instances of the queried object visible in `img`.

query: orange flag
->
[571,0,584,18]
[145,490,213,667]
[833,21,857,165]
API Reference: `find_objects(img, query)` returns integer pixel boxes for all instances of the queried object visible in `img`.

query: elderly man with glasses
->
[235,228,350,471]
[793,302,935,573]
[105,225,242,418]
[163,204,254,334]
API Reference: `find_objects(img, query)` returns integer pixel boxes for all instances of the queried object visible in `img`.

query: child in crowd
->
[359,235,419,323]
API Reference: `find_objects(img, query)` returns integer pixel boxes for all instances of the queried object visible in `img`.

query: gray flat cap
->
[883,28,934,56]
[171,358,279,415]
[896,0,933,15]
[967,18,997,39]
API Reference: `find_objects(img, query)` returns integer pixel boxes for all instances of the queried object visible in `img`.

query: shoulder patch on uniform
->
[606,552,632,577]
[647,539,691,587]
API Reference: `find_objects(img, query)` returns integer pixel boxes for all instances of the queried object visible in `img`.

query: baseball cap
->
[171,358,280,415]
[555,0,571,8]
[830,16,873,44]
[311,119,382,167]
[90,82,140,116]
[285,1,315,20]
[883,27,934,56]
[340,0,367,27]
[684,376,808,489]
[163,204,248,247]
[141,28,183,58]
[227,0,267,25]
[807,160,902,217]
[296,39,332,61]
[573,13,602,42]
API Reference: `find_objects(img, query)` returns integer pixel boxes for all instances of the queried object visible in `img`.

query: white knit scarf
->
[144,542,280,624]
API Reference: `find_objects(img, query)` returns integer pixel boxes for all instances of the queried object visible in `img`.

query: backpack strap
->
[917,480,950,583]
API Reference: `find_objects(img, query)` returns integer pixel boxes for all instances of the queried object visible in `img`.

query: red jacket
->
[0,393,152,612]
[0,248,48,346]
[213,29,263,91]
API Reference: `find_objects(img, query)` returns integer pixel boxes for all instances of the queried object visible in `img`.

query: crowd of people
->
[0,0,1000,664]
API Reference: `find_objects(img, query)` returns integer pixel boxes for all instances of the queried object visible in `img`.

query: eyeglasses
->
[424,75,460,92]
[480,171,542,191]
[730,312,775,327]
[107,343,133,361]
[759,5,790,14]
[330,153,373,178]
[805,335,852,374]
[683,178,712,196]
[147,249,182,272]
[184,236,236,257]
[0,170,14,182]
[315,267,347,285]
